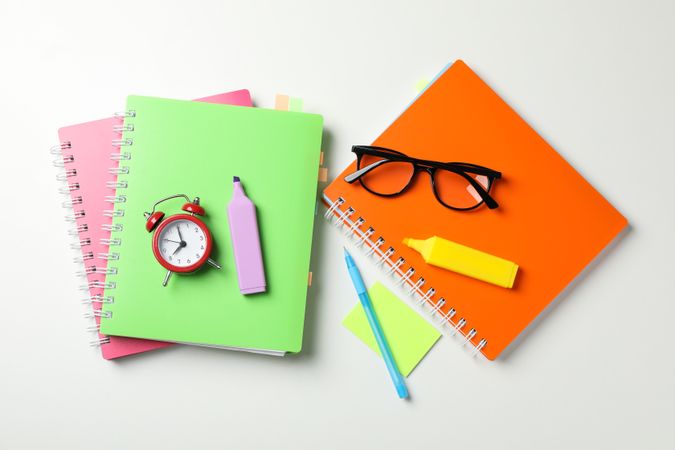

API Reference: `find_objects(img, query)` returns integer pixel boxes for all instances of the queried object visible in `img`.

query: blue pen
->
[343,248,409,399]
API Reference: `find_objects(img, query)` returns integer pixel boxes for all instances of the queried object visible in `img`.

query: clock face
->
[153,215,210,271]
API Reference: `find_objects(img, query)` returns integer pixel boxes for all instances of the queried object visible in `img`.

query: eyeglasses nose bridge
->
[410,166,437,190]
[412,162,435,173]
[414,165,436,177]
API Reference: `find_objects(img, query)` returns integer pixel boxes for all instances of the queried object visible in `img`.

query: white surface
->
[1,1,674,449]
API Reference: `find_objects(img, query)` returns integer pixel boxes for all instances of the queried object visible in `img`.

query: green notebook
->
[100,96,323,355]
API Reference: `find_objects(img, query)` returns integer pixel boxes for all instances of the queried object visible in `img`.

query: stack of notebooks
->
[54,89,324,359]
[55,61,626,363]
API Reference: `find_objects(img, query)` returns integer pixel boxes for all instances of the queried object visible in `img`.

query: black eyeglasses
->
[344,145,502,211]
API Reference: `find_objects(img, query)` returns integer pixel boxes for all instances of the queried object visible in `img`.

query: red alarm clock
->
[144,194,221,287]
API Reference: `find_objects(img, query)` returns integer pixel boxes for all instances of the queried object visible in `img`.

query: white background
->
[1,1,674,449]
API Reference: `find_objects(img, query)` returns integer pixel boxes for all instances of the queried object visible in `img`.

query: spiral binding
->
[114,110,135,118]
[110,151,131,161]
[108,166,129,175]
[53,139,108,347]
[106,180,127,189]
[323,196,487,357]
[51,108,133,350]
[68,223,88,235]
[90,337,111,346]
[64,210,86,221]
[59,182,80,194]
[56,168,77,181]
[112,138,133,147]
[103,209,125,217]
[76,266,118,277]
[82,295,114,305]
[73,251,94,263]
[62,196,83,207]
[102,223,123,232]
[70,238,91,250]
[50,141,71,154]
[79,281,116,291]
[90,110,135,336]
[112,123,134,132]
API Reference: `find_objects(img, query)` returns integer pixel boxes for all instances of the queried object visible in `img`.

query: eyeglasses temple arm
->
[344,159,389,183]
[464,175,499,209]
[436,162,501,178]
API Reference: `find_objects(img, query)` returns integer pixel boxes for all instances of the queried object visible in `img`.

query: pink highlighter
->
[227,176,267,294]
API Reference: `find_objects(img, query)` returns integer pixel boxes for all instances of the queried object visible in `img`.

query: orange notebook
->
[323,60,627,360]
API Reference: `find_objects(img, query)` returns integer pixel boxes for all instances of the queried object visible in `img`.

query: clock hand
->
[163,238,181,244]
[171,225,187,255]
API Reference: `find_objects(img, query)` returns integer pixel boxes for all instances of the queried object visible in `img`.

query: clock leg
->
[162,270,173,287]
[207,258,221,269]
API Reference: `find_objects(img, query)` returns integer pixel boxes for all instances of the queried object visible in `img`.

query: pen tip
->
[343,247,350,258]
[233,176,240,183]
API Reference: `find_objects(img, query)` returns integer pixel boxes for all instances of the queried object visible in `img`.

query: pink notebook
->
[55,90,253,359]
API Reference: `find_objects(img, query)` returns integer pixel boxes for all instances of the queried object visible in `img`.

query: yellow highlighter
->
[403,236,519,288]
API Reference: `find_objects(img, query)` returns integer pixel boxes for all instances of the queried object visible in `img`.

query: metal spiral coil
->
[100,238,121,246]
[52,137,112,350]
[430,297,446,315]
[73,251,94,263]
[97,252,119,261]
[62,196,83,207]
[53,154,75,167]
[114,110,135,118]
[323,195,484,357]
[365,237,385,256]
[76,266,118,277]
[80,280,116,291]
[99,110,133,334]
[68,224,89,235]
[385,256,404,274]
[110,151,131,161]
[70,238,92,250]
[103,209,125,218]
[357,227,375,247]
[52,109,134,351]
[50,141,71,155]
[111,138,133,147]
[104,195,126,203]
[56,168,77,181]
[84,309,112,320]
[89,336,111,347]
[418,288,436,305]
[64,210,86,221]
[108,166,129,175]
[82,295,114,305]
[101,223,123,232]
[112,123,134,132]
[377,246,395,267]
[106,180,128,189]
[59,182,80,194]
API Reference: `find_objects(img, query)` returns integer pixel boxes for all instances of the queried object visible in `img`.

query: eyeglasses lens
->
[433,171,490,209]
[359,152,415,195]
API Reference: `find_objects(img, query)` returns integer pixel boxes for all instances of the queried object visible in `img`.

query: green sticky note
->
[342,282,441,377]
[415,78,430,94]
[288,97,303,112]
